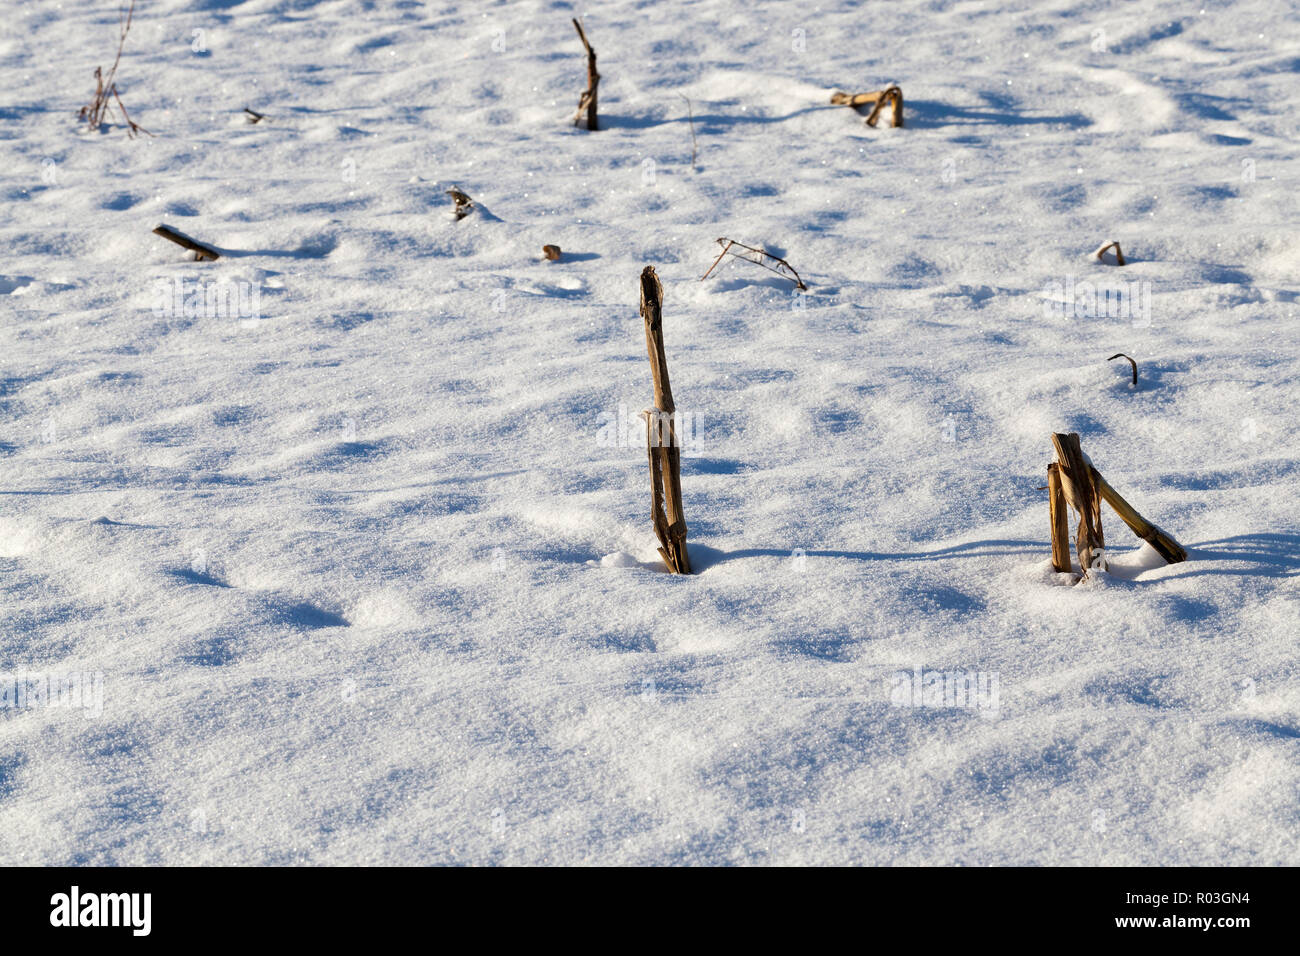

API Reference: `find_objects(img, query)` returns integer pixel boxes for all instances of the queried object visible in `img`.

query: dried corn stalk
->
[153,224,220,261]
[1047,463,1072,573]
[639,266,691,574]
[1048,432,1188,582]
[572,19,600,130]
[1095,240,1126,266]
[831,85,903,127]
[1052,432,1106,576]
[1089,470,1187,564]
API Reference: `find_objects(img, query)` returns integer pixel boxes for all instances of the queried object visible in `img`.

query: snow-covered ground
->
[1,0,1297,865]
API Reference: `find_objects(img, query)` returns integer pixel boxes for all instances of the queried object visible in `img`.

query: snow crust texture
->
[1,0,1297,864]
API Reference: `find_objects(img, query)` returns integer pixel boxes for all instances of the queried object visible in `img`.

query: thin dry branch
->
[79,2,152,138]
[678,94,698,169]
[243,107,266,124]
[701,238,807,291]
[572,18,600,131]
[153,224,221,261]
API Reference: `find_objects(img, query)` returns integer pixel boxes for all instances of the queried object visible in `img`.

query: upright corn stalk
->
[639,267,691,574]
[572,19,599,131]
[1052,432,1106,576]
[1047,463,1072,573]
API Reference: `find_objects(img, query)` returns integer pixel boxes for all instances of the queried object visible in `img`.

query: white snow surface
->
[1,0,1298,865]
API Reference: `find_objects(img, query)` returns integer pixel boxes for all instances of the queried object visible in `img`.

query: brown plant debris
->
[639,266,692,574]
[572,19,600,131]
[701,238,807,290]
[79,2,152,139]
[447,188,474,220]
[831,85,904,127]
[1095,240,1126,266]
[1047,432,1188,582]
[678,94,698,169]
[1108,353,1137,386]
[153,224,220,261]
[1051,432,1106,578]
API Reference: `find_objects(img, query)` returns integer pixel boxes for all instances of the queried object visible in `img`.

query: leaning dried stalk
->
[1089,469,1187,564]
[678,94,698,169]
[1108,353,1137,386]
[153,224,220,261]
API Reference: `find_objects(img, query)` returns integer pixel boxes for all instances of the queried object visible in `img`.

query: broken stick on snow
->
[831,85,904,127]
[572,19,600,131]
[639,266,691,574]
[153,224,220,261]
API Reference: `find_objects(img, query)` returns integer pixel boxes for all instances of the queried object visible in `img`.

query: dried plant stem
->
[1047,432,1188,582]
[572,19,600,131]
[831,85,904,127]
[678,94,698,169]
[447,188,474,220]
[700,237,806,290]
[79,1,151,138]
[1048,463,1072,573]
[639,266,691,574]
[153,224,221,261]
[1108,352,1137,386]
[1095,240,1126,266]
[1051,432,1106,577]
[1089,469,1187,564]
